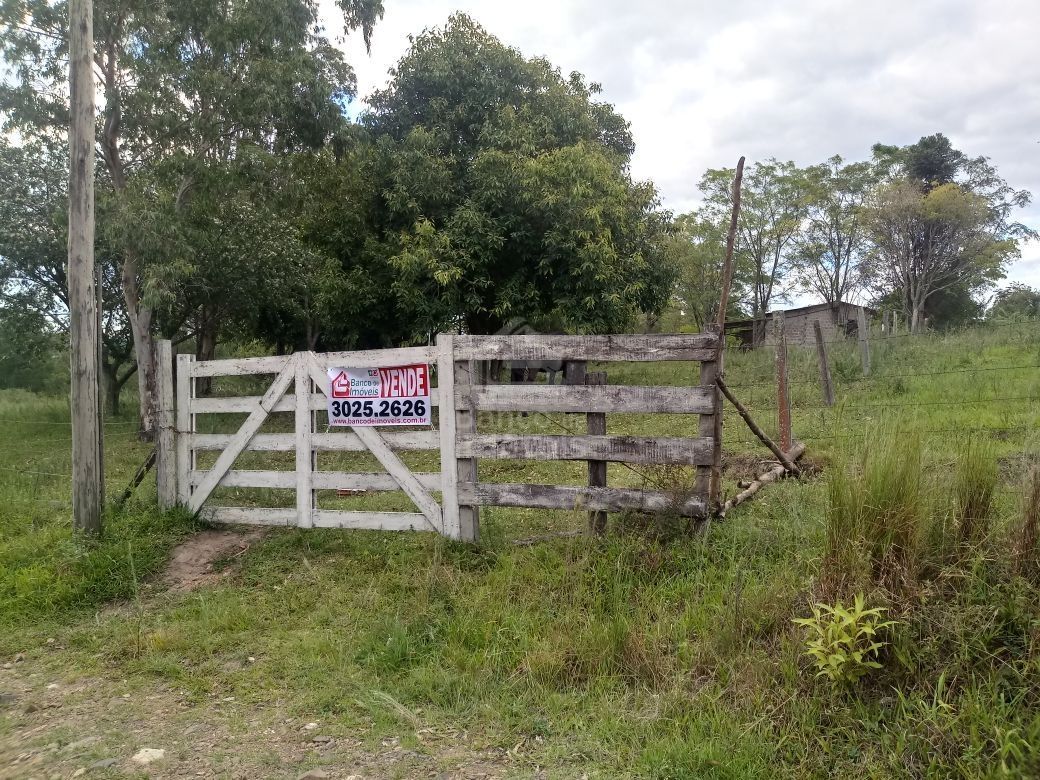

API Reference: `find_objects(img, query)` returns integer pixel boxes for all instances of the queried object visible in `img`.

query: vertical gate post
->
[175,353,195,506]
[156,339,176,509]
[436,334,462,541]
[447,339,480,543]
[586,371,608,533]
[295,352,314,528]
[774,311,792,452]
[696,327,723,512]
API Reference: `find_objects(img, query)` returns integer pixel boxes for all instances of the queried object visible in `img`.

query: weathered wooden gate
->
[156,331,722,542]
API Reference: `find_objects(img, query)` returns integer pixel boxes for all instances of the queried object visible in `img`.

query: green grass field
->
[2,322,1040,778]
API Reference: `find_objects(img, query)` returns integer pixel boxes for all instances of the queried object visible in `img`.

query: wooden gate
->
[163,346,450,535]
[156,331,722,542]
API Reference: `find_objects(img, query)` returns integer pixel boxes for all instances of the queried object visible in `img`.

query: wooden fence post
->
[774,311,792,452]
[812,320,834,407]
[441,336,479,543]
[857,307,871,376]
[175,353,195,506]
[156,339,176,508]
[295,352,314,528]
[436,334,462,541]
[585,371,608,533]
[696,328,723,510]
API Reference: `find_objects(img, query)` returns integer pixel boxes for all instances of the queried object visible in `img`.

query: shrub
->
[793,594,895,685]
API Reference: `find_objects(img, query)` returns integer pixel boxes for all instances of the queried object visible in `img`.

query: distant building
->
[726,301,874,348]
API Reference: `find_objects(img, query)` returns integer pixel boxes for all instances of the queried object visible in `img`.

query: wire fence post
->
[813,319,835,407]
[857,307,871,376]
[774,310,792,452]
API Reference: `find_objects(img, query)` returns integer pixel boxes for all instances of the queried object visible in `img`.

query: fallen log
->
[716,376,800,475]
[719,442,806,519]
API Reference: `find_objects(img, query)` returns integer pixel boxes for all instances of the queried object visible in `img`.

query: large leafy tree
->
[867,134,1034,331]
[0,0,384,435]
[988,284,1040,321]
[360,14,673,336]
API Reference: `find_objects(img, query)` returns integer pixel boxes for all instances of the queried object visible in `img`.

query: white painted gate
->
[163,345,465,538]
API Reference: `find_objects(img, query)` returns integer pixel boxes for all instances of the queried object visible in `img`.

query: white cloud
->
[322,0,1040,289]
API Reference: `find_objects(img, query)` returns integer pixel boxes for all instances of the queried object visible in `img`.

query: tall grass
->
[824,427,925,592]
[954,442,998,548]
[1014,467,1040,580]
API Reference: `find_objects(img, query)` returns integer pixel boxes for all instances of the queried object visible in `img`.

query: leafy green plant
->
[793,594,896,685]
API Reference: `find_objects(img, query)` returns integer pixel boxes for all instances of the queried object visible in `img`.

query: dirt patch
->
[999,452,1040,484]
[161,528,265,592]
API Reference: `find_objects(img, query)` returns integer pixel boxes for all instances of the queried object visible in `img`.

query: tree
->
[988,284,1040,321]
[666,213,749,331]
[360,14,673,337]
[791,156,877,311]
[0,139,137,410]
[867,134,1034,331]
[867,180,1017,331]
[1,0,384,436]
[699,159,806,342]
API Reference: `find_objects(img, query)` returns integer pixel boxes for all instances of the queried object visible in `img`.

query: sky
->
[321,0,1040,295]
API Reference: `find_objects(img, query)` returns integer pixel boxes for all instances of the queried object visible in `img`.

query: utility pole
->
[69,0,103,535]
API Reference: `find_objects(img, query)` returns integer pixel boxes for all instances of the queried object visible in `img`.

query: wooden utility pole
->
[69,0,103,535]
[774,310,792,452]
[813,320,834,407]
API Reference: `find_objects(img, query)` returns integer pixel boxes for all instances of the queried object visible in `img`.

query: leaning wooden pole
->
[716,377,800,475]
[716,156,745,334]
[69,0,103,535]
[720,442,806,518]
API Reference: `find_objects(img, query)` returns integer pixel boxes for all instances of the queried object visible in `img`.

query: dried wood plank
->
[190,469,442,491]
[175,353,194,506]
[716,377,800,475]
[201,506,295,526]
[457,384,715,414]
[719,442,806,518]
[452,333,719,362]
[189,361,295,513]
[192,355,292,378]
[458,482,706,516]
[311,345,436,370]
[312,510,434,532]
[436,334,462,540]
[190,430,439,452]
[457,434,716,466]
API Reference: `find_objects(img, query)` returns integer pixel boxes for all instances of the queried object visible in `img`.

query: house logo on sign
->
[330,371,350,398]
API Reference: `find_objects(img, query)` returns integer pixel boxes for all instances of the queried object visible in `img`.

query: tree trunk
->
[195,310,218,396]
[122,252,157,439]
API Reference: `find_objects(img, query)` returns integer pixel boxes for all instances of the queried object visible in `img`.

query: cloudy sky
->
[324,0,1040,291]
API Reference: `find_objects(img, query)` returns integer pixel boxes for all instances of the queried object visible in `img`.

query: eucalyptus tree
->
[0,0,384,436]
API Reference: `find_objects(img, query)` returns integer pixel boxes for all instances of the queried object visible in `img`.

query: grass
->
[2,320,1040,777]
